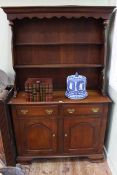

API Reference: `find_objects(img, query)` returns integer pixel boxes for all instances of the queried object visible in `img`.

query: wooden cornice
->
[2,6,115,21]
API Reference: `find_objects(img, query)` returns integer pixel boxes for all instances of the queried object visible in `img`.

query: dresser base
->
[16,152,105,164]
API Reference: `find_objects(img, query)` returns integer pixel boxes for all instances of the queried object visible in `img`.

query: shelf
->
[8,90,111,105]
[14,64,104,68]
[15,42,104,46]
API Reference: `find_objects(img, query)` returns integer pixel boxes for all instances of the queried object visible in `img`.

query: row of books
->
[25,78,53,102]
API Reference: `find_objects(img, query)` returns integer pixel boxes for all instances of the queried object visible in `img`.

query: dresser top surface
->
[8,90,111,105]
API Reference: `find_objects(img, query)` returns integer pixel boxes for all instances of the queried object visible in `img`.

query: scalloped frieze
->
[2,6,115,21]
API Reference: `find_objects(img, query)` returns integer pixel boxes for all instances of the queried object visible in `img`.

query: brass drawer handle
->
[92,108,99,113]
[45,109,53,115]
[67,108,75,114]
[20,109,28,115]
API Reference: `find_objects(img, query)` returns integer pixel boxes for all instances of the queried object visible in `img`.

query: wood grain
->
[3,6,114,21]
[29,159,112,175]
[0,159,112,175]
[9,90,111,105]
[0,89,16,166]
[0,158,112,175]
[0,132,5,163]
[2,6,114,165]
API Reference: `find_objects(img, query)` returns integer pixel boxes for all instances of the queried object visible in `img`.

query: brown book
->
[46,94,53,102]
[24,78,53,102]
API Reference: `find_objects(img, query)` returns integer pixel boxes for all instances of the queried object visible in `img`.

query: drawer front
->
[61,104,103,116]
[15,105,58,117]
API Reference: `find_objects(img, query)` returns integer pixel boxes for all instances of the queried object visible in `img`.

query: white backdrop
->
[0,2,117,174]
[0,8,15,85]
[109,13,117,90]
[0,0,115,7]
[107,8,117,175]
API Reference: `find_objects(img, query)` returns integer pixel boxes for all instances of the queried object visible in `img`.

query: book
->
[24,78,53,102]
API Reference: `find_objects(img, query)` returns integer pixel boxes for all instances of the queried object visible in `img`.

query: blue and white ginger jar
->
[65,72,88,99]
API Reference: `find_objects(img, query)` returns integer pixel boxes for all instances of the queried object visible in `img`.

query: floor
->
[0,158,112,175]
[0,159,4,175]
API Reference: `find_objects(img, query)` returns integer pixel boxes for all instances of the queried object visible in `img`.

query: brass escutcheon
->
[20,109,28,115]
[92,108,99,113]
[67,108,75,114]
[45,109,53,115]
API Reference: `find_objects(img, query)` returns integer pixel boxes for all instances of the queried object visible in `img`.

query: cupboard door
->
[16,118,57,155]
[64,117,101,154]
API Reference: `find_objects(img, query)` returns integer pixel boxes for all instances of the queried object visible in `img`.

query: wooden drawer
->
[61,104,103,116]
[15,105,58,117]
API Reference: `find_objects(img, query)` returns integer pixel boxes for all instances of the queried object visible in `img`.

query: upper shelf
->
[15,42,104,46]
[14,64,104,68]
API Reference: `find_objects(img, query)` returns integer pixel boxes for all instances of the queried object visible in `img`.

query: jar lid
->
[67,72,86,80]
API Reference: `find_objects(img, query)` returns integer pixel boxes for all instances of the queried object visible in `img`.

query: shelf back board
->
[15,68,102,91]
